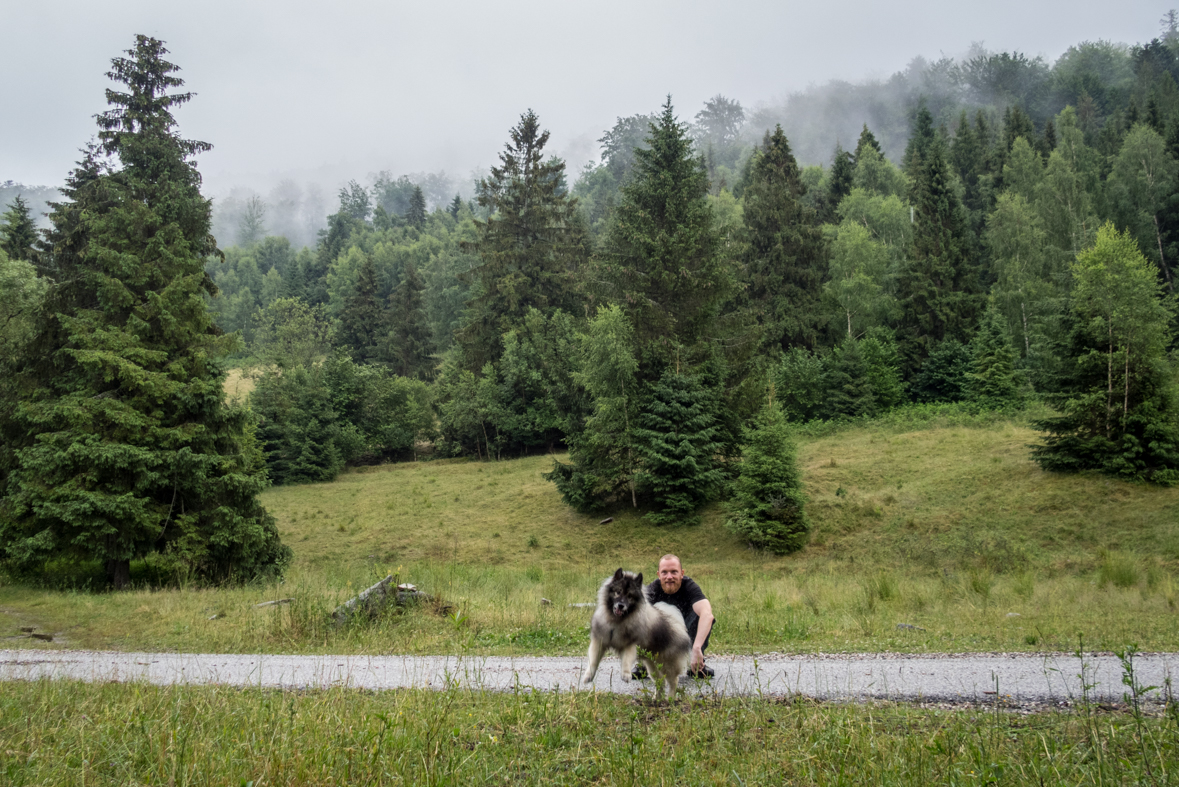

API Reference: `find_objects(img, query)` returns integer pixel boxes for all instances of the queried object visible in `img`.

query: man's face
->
[658,559,683,594]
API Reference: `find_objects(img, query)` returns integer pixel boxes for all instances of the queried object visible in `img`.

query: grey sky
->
[2,0,1165,197]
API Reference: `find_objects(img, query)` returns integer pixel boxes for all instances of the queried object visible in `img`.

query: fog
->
[0,0,1163,229]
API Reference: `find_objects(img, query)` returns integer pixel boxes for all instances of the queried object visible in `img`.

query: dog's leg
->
[643,656,666,701]
[582,637,605,684]
[619,644,638,682]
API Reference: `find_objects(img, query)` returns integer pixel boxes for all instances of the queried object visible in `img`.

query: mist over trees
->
[6,17,1179,581]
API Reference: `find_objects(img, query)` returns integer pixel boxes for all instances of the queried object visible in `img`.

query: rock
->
[208,614,220,620]
[568,602,596,608]
[397,583,417,592]
[541,598,552,605]
[19,627,34,633]
[598,517,613,525]
[896,623,926,632]
[254,598,295,608]
[30,633,53,641]
[1006,612,1021,618]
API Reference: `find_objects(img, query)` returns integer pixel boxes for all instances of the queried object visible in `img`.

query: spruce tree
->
[634,367,724,525]
[896,137,980,375]
[854,124,882,161]
[725,390,808,554]
[338,253,382,363]
[407,185,427,229]
[825,144,855,219]
[967,303,1022,408]
[383,260,434,380]
[0,196,38,262]
[742,125,827,352]
[821,339,877,419]
[595,97,728,373]
[457,109,582,370]
[0,36,290,587]
[1032,224,1179,483]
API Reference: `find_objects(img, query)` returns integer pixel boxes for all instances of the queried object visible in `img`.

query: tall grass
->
[1,678,1176,786]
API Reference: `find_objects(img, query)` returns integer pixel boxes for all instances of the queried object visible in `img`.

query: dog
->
[581,568,692,701]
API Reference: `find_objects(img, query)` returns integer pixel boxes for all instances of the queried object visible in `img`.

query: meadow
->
[2,407,1177,656]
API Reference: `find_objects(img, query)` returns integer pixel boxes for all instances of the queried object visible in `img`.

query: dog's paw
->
[621,671,631,683]
[581,672,595,685]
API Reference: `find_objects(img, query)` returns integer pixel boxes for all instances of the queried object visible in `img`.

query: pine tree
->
[0,36,290,588]
[823,144,855,220]
[854,124,882,161]
[904,101,937,200]
[821,339,877,419]
[634,367,724,525]
[595,97,729,373]
[725,390,808,554]
[407,185,427,229]
[895,136,980,374]
[967,303,1022,408]
[448,195,462,219]
[742,125,827,352]
[457,110,582,370]
[0,196,38,262]
[338,253,382,363]
[384,261,434,380]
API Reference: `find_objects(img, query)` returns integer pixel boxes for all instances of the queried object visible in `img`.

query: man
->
[638,554,715,678]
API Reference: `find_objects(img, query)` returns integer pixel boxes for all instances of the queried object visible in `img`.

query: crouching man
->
[638,553,715,678]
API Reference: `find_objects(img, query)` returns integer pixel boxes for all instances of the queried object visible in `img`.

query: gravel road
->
[3,649,1177,706]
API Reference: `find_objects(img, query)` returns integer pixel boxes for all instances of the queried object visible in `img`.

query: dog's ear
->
[636,573,643,586]
[613,567,624,581]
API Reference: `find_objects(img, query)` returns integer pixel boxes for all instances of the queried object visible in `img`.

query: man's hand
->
[691,645,705,672]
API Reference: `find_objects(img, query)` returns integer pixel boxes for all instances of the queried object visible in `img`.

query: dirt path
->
[3,648,1176,706]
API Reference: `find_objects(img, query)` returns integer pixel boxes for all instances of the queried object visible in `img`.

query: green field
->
[2,411,1177,656]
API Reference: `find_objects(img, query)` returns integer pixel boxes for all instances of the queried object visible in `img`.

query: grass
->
[1,413,1178,655]
[2,677,1177,785]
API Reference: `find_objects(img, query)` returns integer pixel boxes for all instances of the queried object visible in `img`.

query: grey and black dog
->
[581,568,691,700]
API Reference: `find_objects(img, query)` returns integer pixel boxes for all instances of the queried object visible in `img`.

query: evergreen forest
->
[4,24,1179,585]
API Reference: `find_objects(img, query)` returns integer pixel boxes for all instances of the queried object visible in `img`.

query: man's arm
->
[690,598,714,671]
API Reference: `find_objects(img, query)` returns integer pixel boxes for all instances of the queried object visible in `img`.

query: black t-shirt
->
[646,576,707,622]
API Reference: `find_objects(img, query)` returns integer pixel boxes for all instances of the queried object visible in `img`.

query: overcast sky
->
[1,0,1167,197]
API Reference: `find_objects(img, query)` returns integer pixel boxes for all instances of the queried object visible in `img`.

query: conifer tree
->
[896,136,980,374]
[1033,224,1179,483]
[821,339,877,419]
[854,124,882,161]
[384,261,434,379]
[457,110,582,370]
[338,253,382,363]
[555,305,643,509]
[0,196,38,262]
[742,125,827,352]
[407,185,427,229]
[595,97,728,373]
[825,144,855,217]
[725,389,808,554]
[967,303,1022,408]
[904,101,937,199]
[634,367,724,525]
[0,36,290,587]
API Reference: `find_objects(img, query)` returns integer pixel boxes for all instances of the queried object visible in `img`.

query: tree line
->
[3,25,1179,586]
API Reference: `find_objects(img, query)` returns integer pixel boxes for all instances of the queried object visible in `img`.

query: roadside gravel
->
[3,649,1177,707]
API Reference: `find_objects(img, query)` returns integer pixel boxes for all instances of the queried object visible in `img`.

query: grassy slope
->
[2,416,1176,654]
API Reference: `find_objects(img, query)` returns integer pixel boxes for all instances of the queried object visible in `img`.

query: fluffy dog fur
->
[581,568,692,700]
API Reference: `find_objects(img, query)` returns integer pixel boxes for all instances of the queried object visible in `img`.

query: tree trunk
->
[106,558,131,590]
[1153,214,1173,292]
